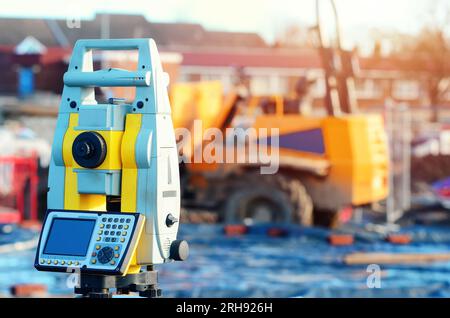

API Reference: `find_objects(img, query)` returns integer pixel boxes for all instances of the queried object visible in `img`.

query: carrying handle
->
[73,38,150,54]
[65,39,153,88]
[68,38,152,71]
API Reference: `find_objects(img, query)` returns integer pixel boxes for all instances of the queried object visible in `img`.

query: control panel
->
[35,210,144,275]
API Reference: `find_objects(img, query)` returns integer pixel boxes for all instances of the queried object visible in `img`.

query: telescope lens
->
[72,131,107,168]
[74,141,92,158]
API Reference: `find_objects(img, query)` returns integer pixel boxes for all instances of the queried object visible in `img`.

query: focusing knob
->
[169,240,189,261]
[97,247,114,264]
[72,131,107,168]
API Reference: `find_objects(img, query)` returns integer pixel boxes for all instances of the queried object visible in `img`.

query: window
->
[393,80,420,100]
[356,79,383,99]
[250,76,271,95]
[200,74,233,92]
[311,78,325,98]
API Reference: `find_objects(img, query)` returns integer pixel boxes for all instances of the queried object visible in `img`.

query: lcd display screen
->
[43,218,96,256]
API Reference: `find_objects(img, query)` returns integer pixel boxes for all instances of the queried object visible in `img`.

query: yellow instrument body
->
[61,113,144,274]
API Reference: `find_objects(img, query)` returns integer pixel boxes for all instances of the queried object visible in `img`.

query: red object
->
[337,206,353,224]
[10,284,47,297]
[0,155,39,223]
[0,208,21,224]
[328,234,354,246]
[267,227,289,237]
[386,234,412,245]
[437,188,450,198]
[224,224,248,236]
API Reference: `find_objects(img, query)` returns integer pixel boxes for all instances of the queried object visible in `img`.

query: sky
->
[0,0,447,50]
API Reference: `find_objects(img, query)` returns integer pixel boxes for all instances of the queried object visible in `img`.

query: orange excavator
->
[170,0,389,227]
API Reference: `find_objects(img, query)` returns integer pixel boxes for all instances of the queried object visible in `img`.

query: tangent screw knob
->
[165,214,178,227]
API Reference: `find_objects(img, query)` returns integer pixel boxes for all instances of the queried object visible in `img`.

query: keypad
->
[39,214,133,269]
[98,216,130,244]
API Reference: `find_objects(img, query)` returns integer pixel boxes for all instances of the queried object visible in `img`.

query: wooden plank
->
[344,252,450,265]
[2,104,58,117]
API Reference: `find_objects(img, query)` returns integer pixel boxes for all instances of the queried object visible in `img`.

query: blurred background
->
[0,0,450,298]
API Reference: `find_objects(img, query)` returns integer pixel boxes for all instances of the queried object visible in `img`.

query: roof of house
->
[0,14,268,49]
[203,31,267,48]
[0,18,59,46]
[0,14,430,73]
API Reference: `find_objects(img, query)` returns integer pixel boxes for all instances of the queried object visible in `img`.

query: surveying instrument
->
[35,38,188,298]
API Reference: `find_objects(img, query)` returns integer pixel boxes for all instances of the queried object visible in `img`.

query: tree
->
[408,29,449,121]
[393,1,450,122]
[273,24,315,48]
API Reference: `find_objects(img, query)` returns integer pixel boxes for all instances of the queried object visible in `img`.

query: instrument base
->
[74,267,161,298]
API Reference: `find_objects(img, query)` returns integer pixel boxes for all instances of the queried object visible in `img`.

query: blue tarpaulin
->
[1,224,450,297]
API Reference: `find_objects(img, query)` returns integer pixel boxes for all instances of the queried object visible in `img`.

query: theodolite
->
[35,38,188,298]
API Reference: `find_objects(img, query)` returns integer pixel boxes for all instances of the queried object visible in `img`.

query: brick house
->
[0,13,447,108]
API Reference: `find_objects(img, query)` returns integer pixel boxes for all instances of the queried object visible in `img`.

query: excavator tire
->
[222,173,313,226]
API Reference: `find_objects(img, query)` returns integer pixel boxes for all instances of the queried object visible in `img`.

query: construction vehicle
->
[170,0,389,227]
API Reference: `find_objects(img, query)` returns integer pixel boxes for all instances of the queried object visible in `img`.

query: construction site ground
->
[1,207,450,298]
